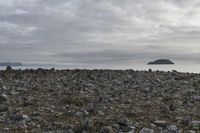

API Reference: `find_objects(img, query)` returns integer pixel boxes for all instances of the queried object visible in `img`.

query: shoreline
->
[0,69,200,132]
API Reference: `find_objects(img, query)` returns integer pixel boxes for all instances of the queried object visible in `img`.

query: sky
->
[1,0,200,67]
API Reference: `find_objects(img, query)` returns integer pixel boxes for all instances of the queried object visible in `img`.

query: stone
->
[153,120,169,127]
[176,116,192,126]
[118,118,130,127]
[189,121,200,130]
[75,111,84,117]
[128,130,135,133]
[151,123,157,129]
[0,94,8,104]
[0,104,8,112]
[140,128,154,133]
[9,114,30,123]
[22,114,30,121]
[112,124,120,130]
[100,126,115,133]
[97,110,104,116]
[6,66,12,71]
[0,115,6,123]
[82,118,94,130]
[164,125,180,133]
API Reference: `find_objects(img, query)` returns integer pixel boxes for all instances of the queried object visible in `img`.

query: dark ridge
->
[147,59,175,65]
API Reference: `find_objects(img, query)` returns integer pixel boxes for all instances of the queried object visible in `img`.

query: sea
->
[0,64,200,73]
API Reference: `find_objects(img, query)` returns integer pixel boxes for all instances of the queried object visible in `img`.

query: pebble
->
[140,128,154,133]
[189,121,200,130]
[166,125,179,133]
[100,126,115,133]
[0,94,8,104]
[82,118,94,130]
[153,120,169,127]
[118,118,130,127]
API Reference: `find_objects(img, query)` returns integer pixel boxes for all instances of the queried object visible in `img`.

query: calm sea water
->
[0,64,200,73]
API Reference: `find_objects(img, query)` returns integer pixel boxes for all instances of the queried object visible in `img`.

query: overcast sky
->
[1,0,200,66]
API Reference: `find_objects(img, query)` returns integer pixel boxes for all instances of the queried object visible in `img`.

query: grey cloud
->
[1,0,200,66]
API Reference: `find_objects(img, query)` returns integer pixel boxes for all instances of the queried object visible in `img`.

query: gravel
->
[0,69,200,132]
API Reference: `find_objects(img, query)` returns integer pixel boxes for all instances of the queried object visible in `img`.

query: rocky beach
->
[0,68,200,133]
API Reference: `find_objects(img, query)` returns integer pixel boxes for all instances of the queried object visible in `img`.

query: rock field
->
[0,68,200,133]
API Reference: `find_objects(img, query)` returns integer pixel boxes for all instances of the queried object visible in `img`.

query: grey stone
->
[118,118,130,127]
[0,115,6,123]
[162,125,180,133]
[82,118,94,130]
[100,126,115,133]
[140,128,154,133]
[128,130,135,133]
[189,121,200,130]
[176,116,192,126]
[0,94,8,104]
[0,104,8,112]
[153,120,169,127]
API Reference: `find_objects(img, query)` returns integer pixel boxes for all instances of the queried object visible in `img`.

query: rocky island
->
[0,68,200,132]
[0,62,23,66]
[147,59,175,65]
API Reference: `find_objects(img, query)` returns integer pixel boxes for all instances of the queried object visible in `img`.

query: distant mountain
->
[0,62,23,66]
[147,59,174,65]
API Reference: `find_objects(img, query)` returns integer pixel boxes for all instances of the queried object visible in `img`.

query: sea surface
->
[0,64,200,73]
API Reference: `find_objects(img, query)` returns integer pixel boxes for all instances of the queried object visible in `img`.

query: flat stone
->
[153,120,169,127]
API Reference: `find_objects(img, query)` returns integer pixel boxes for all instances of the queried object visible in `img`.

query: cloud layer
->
[1,0,200,66]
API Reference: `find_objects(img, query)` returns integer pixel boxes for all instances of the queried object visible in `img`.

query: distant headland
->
[147,59,175,65]
[0,62,23,66]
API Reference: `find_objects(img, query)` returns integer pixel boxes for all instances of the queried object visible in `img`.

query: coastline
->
[0,69,200,132]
